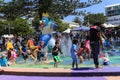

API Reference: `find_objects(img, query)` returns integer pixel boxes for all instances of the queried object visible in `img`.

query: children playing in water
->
[9,48,17,65]
[27,38,40,63]
[71,39,78,68]
[103,57,109,66]
[102,52,109,66]
[0,54,8,67]
[52,41,63,68]
[77,34,91,63]
[84,35,91,60]
[77,42,85,63]
[19,42,30,63]
[36,41,45,64]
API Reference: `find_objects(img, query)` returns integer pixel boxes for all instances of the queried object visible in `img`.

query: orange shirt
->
[28,40,34,47]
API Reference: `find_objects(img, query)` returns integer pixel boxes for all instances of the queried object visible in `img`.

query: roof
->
[61,20,79,25]
[105,3,120,8]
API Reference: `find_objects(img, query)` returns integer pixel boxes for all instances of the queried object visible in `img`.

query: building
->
[105,4,120,26]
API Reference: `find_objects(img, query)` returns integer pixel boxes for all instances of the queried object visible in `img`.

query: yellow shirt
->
[6,41,13,50]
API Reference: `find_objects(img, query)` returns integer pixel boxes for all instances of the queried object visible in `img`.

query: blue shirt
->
[0,58,8,67]
[71,44,77,57]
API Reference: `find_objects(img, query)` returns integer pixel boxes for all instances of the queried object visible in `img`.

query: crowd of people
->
[0,22,119,69]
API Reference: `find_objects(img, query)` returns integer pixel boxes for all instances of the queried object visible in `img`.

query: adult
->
[90,22,102,68]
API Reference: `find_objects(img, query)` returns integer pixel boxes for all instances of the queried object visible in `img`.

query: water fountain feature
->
[60,34,72,56]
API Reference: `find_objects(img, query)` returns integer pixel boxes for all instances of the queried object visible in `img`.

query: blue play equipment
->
[39,17,57,47]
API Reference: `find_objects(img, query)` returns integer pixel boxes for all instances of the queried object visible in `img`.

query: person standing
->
[71,39,78,68]
[90,22,102,68]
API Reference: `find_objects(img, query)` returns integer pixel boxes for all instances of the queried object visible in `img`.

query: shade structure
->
[52,31,57,34]
[2,34,14,38]
[62,28,71,33]
[72,26,90,31]
[103,23,118,28]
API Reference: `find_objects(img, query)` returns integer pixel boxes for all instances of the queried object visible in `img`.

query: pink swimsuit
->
[84,40,90,52]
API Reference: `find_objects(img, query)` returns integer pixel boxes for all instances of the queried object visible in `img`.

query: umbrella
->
[81,26,90,31]
[72,27,82,31]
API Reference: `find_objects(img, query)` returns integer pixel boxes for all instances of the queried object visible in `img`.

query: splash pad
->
[1,16,120,77]
[0,42,120,77]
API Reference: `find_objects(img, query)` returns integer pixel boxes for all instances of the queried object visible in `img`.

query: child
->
[103,52,109,66]
[71,39,78,68]
[37,41,45,63]
[104,38,112,48]
[84,35,91,60]
[77,42,85,63]
[20,43,29,63]
[9,48,17,65]
[52,41,63,68]
[103,57,109,66]
[0,54,8,67]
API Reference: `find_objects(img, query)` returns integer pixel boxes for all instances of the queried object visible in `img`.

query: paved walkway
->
[0,75,106,80]
[1,67,120,76]
[1,75,120,80]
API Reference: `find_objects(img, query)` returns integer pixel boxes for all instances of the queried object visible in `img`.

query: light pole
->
[5,23,14,35]
[8,23,10,35]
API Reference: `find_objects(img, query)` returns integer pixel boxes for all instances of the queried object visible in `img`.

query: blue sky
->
[4,0,120,21]
[64,0,120,21]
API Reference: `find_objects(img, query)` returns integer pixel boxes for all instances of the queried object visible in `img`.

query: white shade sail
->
[63,28,71,33]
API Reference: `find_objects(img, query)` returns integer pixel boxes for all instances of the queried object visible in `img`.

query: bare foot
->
[95,65,102,69]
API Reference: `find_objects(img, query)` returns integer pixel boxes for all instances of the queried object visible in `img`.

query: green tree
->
[32,12,40,32]
[0,21,6,35]
[38,0,102,19]
[0,0,4,3]
[0,0,34,20]
[12,18,34,36]
[0,0,102,20]
[0,0,103,32]
[49,14,69,32]
[32,13,69,32]
[84,13,108,26]
[73,17,82,25]
[54,19,69,32]
[0,18,33,36]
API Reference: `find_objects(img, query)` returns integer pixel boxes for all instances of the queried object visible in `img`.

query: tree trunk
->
[39,0,43,20]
